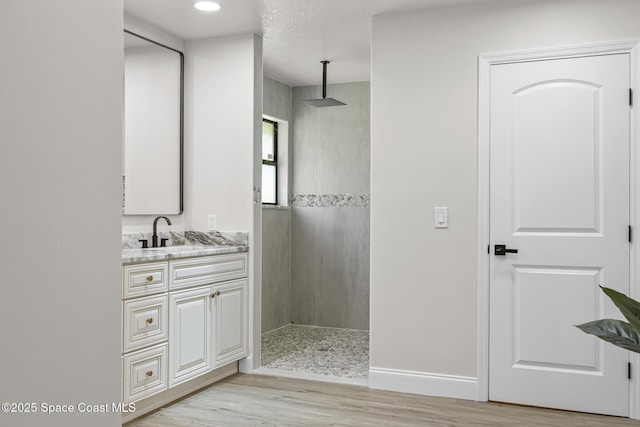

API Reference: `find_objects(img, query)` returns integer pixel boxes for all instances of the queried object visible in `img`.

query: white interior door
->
[489,53,630,416]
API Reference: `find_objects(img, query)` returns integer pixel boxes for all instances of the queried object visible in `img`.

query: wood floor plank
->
[125,374,640,426]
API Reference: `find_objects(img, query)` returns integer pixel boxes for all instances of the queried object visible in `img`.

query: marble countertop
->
[122,245,248,264]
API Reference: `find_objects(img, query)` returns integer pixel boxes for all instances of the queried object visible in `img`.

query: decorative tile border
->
[253,186,261,204]
[289,193,370,208]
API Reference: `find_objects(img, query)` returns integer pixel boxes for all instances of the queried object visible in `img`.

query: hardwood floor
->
[125,374,640,426]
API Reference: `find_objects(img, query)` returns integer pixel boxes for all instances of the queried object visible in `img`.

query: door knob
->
[495,244,518,256]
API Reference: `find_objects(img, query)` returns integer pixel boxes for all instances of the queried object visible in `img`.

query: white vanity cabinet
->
[121,251,248,407]
[168,253,248,386]
[121,262,169,404]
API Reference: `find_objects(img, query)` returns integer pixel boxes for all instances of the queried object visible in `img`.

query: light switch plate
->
[208,214,217,231]
[434,207,448,228]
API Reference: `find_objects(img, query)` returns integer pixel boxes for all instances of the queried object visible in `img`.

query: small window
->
[262,119,277,204]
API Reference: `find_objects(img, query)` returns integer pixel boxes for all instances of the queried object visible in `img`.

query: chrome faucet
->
[152,216,172,248]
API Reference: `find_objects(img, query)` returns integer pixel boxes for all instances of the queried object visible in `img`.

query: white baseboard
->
[239,354,255,373]
[369,367,478,401]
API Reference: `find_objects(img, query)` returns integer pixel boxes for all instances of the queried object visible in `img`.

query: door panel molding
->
[477,39,640,419]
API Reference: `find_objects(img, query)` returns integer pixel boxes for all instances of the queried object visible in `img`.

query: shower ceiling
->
[123,0,492,86]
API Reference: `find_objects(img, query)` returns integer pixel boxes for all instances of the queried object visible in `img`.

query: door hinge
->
[630,225,633,243]
[629,362,632,380]
[630,88,633,107]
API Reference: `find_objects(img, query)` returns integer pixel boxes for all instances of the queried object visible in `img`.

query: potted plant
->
[576,286,640,353]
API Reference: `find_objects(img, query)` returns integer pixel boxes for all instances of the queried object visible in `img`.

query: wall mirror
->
[123,30,184,215]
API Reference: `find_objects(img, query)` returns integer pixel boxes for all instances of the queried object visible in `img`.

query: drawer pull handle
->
[145,275,154,282]
[146,318,153,324]
[210,290,221,299]
[146,371,153,377]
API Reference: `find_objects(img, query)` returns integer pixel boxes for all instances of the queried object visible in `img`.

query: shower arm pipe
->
[322,60,329,99]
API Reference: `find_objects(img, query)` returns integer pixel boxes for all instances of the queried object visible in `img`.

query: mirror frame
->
[123,29,185,215]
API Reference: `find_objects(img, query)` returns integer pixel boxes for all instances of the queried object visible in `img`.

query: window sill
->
[262,204,289,210]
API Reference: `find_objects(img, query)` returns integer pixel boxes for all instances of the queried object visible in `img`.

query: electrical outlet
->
[208,214,217,231]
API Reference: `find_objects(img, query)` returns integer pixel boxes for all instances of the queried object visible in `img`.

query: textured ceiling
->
[124,0,488,87]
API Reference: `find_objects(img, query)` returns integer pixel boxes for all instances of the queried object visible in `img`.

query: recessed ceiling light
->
[194,1,221,12]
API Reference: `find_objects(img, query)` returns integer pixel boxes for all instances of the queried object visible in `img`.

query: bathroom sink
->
[124,245,199,253]
[142,245,199,252]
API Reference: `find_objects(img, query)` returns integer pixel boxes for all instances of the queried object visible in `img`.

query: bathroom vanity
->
[121,244,248,422]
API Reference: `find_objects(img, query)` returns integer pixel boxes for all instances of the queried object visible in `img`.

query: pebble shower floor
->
[261,324,369,379]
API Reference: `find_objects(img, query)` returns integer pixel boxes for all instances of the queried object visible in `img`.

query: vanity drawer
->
[169,253,248,290]
[123,262,168,298]
[123,343,168,404]
[123,295,168,353]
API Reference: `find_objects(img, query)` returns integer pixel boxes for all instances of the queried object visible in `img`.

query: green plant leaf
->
[576,318,640,354]
[601,286,640,333]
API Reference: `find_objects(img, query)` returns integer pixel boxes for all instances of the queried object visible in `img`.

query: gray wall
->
[291,207,370,329]
[370,0,640,381]
[264,76,293,127]
[262,76,292,333]
[291,82,371,330]
[292,82,370,195]
[1,1,123,425]
[262,208,291,332]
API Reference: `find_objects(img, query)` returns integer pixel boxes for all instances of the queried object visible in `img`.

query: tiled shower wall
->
[261,78,370,333]
[290,82,370,331]
[262,206,291,332]
[291,204,370,330]
[262,77,292,333]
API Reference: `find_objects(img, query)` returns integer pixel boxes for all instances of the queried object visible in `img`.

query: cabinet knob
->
[146,371,153,377]
[146,275,154,282]
[146,318,153,324]
[210,291,221,299]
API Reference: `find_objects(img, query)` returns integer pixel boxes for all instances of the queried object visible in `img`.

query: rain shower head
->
[303,61,346,108]
[304,97,346,107]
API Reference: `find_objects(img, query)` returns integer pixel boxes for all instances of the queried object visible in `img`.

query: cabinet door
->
[169,285,212,387]
[211,278,248,367]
